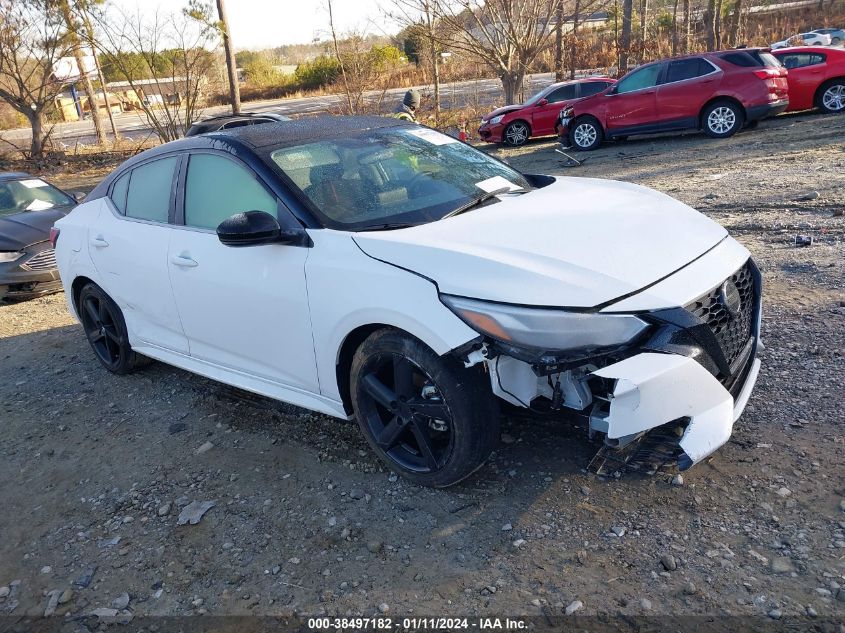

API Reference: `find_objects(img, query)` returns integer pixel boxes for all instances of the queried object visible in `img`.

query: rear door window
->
[580,81,612,96]
[663,58,713,83]
[545,84,578,102]
[125,157,178,223]
[776,52,826,69]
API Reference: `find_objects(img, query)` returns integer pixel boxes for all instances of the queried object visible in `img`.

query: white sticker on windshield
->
[407,127,458,145]
[26,199,54,211]
[475,175,523,193]
[20,179,49,188]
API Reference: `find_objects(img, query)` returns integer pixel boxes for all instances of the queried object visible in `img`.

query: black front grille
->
[686,260,756,368]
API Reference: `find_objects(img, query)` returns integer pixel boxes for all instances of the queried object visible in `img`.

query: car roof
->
[0,172,33,182]
[194,111,289,124]
[86,115,415,200]
[774,45,838,53]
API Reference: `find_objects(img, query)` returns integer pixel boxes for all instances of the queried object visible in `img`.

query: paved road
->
[1,72,564,148]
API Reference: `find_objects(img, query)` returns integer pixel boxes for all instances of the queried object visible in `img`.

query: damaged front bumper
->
[590,351,761,471]
[478,258,763,474]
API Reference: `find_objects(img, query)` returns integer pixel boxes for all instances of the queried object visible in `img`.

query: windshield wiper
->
[442,187,521,220]
[360,222,420,232]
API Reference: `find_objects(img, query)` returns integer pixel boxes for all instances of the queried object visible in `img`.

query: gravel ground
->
[1,111,844,626]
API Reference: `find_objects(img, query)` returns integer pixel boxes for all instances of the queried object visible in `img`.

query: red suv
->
[478,77,615,146]
[557,49,789,150]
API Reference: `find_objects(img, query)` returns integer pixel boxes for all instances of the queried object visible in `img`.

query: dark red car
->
[772,46,845,113]
[478,77,615,146]
[557,49,789,150]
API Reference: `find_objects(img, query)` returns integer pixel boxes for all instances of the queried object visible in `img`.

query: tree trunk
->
[714,0,723,49]
[683,0,691,52]
[430,39,440,124]
[729,0,743,46]
[500,70,523,104]
[60,1,106,145]
[424,1,440,125]
[27,110,44,159]
[640,0,649,47]
[569,0,581,80]
[81,5,120,140]
[620,0,633,74]
[554,0,564,81]
[671,0,679,55]
[704,0,716,50]
[216,0,241,115]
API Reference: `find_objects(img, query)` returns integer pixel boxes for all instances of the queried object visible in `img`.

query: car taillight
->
[49,227,60,248]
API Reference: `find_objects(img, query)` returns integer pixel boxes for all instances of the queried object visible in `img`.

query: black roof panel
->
[208,115,411,148]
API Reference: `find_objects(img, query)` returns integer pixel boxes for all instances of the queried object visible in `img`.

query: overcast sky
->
[114,0,395,49]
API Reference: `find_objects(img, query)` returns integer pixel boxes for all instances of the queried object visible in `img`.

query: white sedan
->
[53,117,762,487]
[771,32,833,48]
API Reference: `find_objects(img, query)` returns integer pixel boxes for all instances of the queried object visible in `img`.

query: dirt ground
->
[1,112,844,627]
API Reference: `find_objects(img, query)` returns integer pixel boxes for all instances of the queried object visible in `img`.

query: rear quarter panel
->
[54,199,104,321]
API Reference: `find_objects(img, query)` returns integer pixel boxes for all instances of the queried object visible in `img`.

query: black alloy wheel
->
[351,329,498,487]
[78,283,146,374]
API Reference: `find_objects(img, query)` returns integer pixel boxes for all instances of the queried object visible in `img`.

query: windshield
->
[267,127,531,231]
[0,178,74,217]
[523,86,552,106]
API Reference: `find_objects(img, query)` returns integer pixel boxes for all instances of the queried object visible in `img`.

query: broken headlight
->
[441,294,649,353]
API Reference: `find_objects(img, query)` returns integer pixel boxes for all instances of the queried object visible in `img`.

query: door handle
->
[90,236,109,247]
[170,254,198,268]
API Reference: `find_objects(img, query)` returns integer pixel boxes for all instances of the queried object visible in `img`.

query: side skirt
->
[132,342,350,420]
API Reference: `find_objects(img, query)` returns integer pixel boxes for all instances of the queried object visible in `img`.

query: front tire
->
[503,120,531,146]
[78,283,146,374]
[817,80,845,113]
[350,329,498,488]
[569,117,603,150]
[702,100,744,138]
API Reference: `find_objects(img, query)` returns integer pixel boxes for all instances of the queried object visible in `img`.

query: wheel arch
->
[70,275,97,316]
[335,323,448,416]
[699,95,746,126]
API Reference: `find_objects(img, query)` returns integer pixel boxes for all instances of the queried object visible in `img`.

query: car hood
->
[353,178,728,308]
[483,104,525,120]
[0,207,70,251]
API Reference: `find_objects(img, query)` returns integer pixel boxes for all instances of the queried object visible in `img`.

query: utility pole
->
[215,0,241,114]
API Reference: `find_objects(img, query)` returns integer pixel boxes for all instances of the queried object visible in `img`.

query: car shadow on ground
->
[0,317,693,607]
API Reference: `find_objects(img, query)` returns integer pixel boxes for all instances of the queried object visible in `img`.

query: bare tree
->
[704,0,717,50]
[619,0,633,73]
[433,0,557,104]
[671,0,680,54]
[92,5,217,142]
[215,0,240,114]
[0,0,71,158]
[184,0,239,114]
[554,0,564,81]
[385,0,442,124]
[75,0,120,139]
[682,0,691,53]
[728,0,743,46]
[326,0,354,113]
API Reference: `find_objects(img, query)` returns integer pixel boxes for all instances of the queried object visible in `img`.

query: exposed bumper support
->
[591,352,761,470]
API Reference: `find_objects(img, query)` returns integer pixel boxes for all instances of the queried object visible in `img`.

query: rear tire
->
[702,100,744,138]
[350,328,499,488]
[78,283,148,374]
[569,116,603,150]
[816,79,845,113]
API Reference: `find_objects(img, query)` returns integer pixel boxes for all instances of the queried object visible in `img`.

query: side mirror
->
[537,98,549,106]
[72,191,86,202]
[608,85,619,95]
[217,210,310,247]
